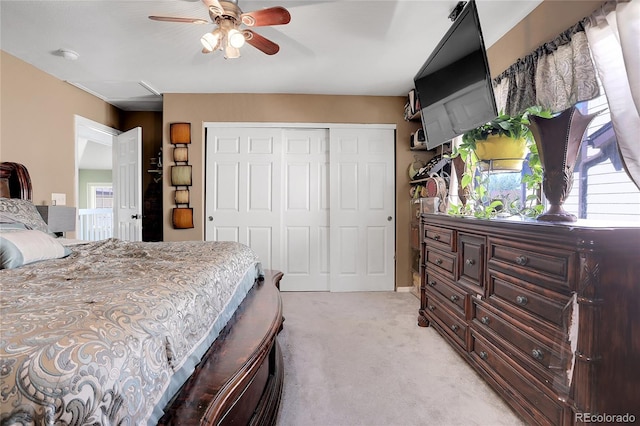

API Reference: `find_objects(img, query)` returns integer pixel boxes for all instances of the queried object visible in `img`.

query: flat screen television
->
[413,0,498,150]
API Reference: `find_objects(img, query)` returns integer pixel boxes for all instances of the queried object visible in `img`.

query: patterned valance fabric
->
[493,23,600,116]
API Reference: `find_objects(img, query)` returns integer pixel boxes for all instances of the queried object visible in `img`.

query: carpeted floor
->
[275,291,524,426]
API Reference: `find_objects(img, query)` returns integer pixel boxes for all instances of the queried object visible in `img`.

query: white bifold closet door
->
[205,125,394,292]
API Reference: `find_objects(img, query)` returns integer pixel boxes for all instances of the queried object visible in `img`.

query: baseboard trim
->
[396,286,412,293]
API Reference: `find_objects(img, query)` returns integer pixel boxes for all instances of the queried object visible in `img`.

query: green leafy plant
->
[461,105,550,148]
[448,106,552,219]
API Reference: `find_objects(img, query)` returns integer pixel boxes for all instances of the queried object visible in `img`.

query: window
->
[449,91,640,223]
[564,94,640,222]
[87,183,113,209]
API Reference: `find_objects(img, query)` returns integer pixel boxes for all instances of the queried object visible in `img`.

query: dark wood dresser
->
[417,213,640,425]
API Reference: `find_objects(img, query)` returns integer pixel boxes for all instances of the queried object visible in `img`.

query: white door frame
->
[203,122,396,130]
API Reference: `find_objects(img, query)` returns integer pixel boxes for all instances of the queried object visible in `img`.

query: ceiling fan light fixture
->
[201,31,221,52]
[149,0,289,58]
[224,45,241,59]
[227,29,245,48]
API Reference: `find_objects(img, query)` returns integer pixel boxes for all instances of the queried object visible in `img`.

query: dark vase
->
[528,106,598,222]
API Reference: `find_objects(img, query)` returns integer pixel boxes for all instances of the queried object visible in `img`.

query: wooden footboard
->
[159,270,284,425]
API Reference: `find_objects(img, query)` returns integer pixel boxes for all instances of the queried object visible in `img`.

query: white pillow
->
[0,229,71,269]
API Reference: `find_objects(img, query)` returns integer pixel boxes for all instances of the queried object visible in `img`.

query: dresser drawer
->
[488,237,575,291]
[424,270,466,317]
[425,247,456,279]
[425,296,468,350]
[472,299,570,392]
[458,233,485,290]
[488,273,570,328]
[471,333,564,426]
[424,225,454,251]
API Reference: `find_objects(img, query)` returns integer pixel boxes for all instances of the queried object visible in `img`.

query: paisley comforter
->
[0,239,263,425]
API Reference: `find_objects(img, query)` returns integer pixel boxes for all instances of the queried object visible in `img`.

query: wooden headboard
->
[0,162,33,200]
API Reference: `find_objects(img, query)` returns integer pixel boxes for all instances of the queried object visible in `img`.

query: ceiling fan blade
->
[149,16,209,24]
[201,0,224,17]
[243,30,280,55]
[241,7,291,27]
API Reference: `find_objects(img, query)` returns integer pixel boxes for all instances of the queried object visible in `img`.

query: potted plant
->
[459,106,552,171]
[448,106,552,218]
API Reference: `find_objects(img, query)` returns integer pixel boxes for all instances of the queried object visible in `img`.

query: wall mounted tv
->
[413,0,498,150]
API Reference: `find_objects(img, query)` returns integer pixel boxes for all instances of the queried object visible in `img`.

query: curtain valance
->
[493,22,600,116]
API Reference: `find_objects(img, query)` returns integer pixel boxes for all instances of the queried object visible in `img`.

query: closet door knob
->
[208,216,214,221]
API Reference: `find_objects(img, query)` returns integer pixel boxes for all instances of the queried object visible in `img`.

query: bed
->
[0,161,284,425]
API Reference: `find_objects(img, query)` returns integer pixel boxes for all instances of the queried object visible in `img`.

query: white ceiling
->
[1,0,542,112]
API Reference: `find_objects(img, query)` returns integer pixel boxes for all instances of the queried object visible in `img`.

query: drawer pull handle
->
[481,316,490,325]
[479,351,488,360]
[465,258,475,266]
[428,280,436,287]
[428,305,436,311]
[450,295,459,302]
[532,349,544,361]
[433,235,441,241]
[516,295,528,306]
[435,258,443,265]
[450,324,459,332]
[515,255,529,266]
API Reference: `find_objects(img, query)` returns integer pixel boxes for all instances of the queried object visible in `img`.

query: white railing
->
[78,208,113,241]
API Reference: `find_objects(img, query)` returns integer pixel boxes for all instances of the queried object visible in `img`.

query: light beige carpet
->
[276,291,524,426]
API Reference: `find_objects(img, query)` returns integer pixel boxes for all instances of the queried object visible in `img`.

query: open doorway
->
[75,116,118,241]
[74,116,143,241]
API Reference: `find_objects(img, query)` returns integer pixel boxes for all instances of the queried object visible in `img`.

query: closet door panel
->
[205,127,282,272]
[281,128,330,291]
[330,127,395,292]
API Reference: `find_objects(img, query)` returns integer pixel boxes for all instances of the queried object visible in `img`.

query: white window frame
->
[87,182,113,209]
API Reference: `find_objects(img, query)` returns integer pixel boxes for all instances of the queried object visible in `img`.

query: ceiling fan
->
[149,0,291,59]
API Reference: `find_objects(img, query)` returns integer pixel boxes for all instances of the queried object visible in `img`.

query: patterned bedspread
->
[0,239,262,425]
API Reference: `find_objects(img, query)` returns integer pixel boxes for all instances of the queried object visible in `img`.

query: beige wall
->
[0,51,121,206]
[163,93,420,289]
